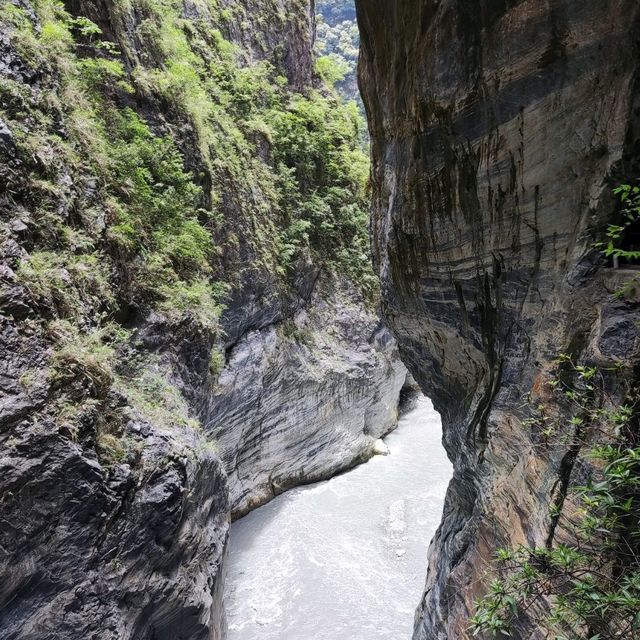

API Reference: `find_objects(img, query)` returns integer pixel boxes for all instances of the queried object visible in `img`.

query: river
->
[224,396,451,640]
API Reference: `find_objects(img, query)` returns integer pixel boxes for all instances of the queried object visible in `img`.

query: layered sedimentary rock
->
[0,0,406,638]
[208,277,406,517]
[356,1,640,637]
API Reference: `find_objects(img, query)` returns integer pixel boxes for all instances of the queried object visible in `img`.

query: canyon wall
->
[0,0,405,637]
[208,276,405,518]
[356,0,640,637]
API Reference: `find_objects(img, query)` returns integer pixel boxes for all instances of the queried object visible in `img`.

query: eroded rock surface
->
[208,277,406,517]
[0,300,230,640]
[356,1,640,637]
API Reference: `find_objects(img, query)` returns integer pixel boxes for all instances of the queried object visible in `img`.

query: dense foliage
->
[0,0,374,442]
[316,0,356,23]
[315,0,360,104]
[1,0,373,321]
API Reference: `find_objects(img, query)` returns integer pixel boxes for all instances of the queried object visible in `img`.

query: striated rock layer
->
[356,1,640,638]
[208,276,406,518]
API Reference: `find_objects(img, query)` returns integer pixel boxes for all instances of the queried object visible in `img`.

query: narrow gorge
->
[0,0,408,636]
[1,0,639,639]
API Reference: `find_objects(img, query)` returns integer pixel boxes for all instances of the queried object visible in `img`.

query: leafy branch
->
[470,357,640,639]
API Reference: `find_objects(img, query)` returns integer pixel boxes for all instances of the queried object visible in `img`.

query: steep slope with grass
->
[315,0,359,104]
[0,0,406,637]
[356,0,640,638]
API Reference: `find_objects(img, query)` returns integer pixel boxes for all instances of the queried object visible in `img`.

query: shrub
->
[470,357,640,639]
[17,251,115,319]
[598,183,640,263]
[48,320,129,398]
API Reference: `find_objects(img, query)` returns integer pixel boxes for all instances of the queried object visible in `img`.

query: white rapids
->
[224,396,452,640]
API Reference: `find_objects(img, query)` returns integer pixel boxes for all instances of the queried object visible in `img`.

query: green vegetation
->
[114,355,201,432]
[268,91,373,286]
[3,0,373,316]
[48,320,129,397]
[599,183,640,263]
[471,364,639,638]
[1,0,375,441]
[315,0,360,103]
[315,54,350,87]
[316,0,356,23]
[597,182,640,298]
[17,251,115,319]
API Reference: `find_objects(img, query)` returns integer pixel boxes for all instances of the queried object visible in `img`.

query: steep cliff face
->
[0,0,406,637]
[356,1,640,637]
[209,277,405,517]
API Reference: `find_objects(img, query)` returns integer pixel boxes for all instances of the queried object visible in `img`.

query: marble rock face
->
[206,277,407,518]
[356,0,640,637]
[0,0,407,638]
[0,313,230,640]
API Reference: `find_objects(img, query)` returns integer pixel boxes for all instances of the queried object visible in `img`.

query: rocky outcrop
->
[0,284,230,640]
[0,0,406,638]
[208,276,406,517]
[356,1,640,637]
